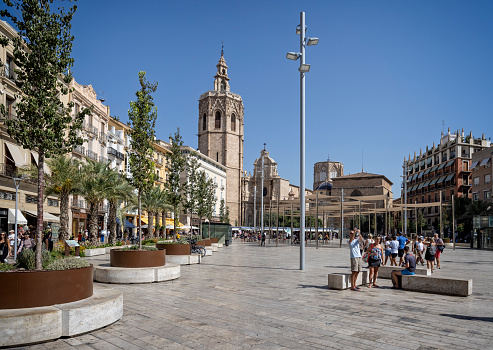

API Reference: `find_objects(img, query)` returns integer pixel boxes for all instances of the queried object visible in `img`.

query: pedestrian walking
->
[434,233,444,269]
[416,237,425,266]
[261,232,266,246]
[425,238,436,273]
[0,232,10,263]
[396,233,409,266]
[389,235,399,266]
[383,236,391,266]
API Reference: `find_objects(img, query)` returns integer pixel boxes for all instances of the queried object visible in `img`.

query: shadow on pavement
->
[440,314,493,322]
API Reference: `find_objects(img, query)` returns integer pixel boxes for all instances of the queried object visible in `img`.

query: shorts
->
[398,249,405,257]
[368,257,381,267]
[350,257,362,272]
[401,269,415,276]
[391,253,398,259]
[385,250,391,257]
[435,250,441,258]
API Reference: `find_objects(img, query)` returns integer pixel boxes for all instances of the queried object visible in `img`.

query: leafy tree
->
[0,1,89,269]
[219,199,230,224]
[183,154,200,230]
[165,128,186,239]
[417,210,426,234]
[127,71,157,249]
[196,171,215,238]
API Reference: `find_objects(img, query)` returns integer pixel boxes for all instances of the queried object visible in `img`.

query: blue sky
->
[8,0,493,196]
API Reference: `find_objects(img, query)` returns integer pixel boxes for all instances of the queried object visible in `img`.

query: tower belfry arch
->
[198,53,244,225]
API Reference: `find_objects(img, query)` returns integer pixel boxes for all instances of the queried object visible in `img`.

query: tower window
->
[216,152,219,162]
[202,113,207,130]
[215,111,221,129]
[231,114,236,131]
[221,80,226,91]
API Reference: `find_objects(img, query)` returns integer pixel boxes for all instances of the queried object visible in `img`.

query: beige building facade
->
[197,53,244,225]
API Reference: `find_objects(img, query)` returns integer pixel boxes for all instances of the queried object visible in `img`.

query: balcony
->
[156,158,164,166]
[72,199,86,208]
[99,132,107,142]
[86,150,98,161]
[73,145,85,156]
[108,129,124,144]
[108,146,124,161]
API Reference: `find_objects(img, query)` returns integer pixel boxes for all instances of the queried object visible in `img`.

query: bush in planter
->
[142,238,158,245]
[45,257,90,271]
[0,262,15,271]
[16,249,54,270]
[120,245,158,251]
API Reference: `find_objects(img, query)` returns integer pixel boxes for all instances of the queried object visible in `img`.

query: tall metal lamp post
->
[286,11,319,270]
[13,176,24,261]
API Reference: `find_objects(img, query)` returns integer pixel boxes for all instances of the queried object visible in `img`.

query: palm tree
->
[44,156,81,241]
[106,172,134,245]
[463,200,493,219]
[141,186,170,239]
[77,159,114,245]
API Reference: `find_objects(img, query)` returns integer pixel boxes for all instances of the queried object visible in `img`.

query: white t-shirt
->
[385,240,391,251]
[8,233,15,246]
[348,239,362,258]
[390,240,399,254]
[417,242,424,252]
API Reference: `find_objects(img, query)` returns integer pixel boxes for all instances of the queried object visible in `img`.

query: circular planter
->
[110,249,165,268]
[203,239,212,246]
[443,238,451,243]
[0,266,93,310]
[156,243,190,255]
[196,240,205,246]
[211,238,219,244]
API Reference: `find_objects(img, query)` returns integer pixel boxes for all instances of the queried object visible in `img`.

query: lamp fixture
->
[286,52,300,61]
[306,37,319,46]
[298,64,310,73]
[296,25,307,35]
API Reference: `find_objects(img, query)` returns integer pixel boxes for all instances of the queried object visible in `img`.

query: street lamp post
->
[13,176,24,261]
[286,11,318,270]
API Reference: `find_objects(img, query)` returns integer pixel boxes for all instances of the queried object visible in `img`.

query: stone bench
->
[0,288,123,347]
[401,275,472,297]
[94,263,180,283]
[376,265,431,279]
[328,271,369,290]
[166,254,200,265]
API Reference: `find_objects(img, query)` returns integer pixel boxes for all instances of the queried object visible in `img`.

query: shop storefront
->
[473,215,493,249]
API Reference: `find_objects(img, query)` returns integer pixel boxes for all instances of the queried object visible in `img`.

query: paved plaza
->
[16,240,493,350]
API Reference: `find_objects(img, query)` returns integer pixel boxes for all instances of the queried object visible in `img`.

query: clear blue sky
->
[8,1,493,196]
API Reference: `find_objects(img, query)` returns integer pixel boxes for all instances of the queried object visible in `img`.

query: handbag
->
[362,252,369,263]
[437,245,445,253]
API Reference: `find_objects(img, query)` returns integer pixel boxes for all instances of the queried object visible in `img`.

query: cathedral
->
[198,52,244,225]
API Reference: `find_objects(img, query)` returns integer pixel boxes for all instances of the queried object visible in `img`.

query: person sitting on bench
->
[391,246,416,289]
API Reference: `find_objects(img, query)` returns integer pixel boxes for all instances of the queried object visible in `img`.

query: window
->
[75,103,80,115]
[216,152,219,162]
[202,113,207,130]
[6,97,14,119]
[221,80,226,91]
[26,195,38,204]
[473,177,480,186]
[463,161,469,171]
[5,56,13,79]
[485,174,491,184]
[0,191,15,201]
[434,193,438,202]
[485,191,491,200]
[215,111,221,129]
[231,114,236,131]
[450,190,454,199]
[48,198,59,207]
[473,192,479,201]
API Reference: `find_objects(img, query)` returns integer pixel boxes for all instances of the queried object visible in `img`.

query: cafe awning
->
[5,142,26,167]
[22,209,60,222]
[116,217,136,228]
[8,208,27,225]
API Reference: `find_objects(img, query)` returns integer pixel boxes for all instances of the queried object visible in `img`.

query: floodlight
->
[286,52,300,60]
[306,37,319,46]
[299,64,311,73]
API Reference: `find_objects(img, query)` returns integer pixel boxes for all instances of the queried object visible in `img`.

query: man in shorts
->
[396,232,409,266]
[348,229,364,291]
[391,246,416,288]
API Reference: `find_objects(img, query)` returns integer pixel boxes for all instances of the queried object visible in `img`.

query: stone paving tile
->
[12,241,493,349]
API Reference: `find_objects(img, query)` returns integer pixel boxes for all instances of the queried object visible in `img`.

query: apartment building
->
[402,129,491,229]
[471,146,493,203]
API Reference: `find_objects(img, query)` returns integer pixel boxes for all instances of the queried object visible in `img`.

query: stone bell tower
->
[198,52,244,225]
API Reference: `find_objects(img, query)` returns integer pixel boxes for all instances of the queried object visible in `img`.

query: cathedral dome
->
[315,182,333,191]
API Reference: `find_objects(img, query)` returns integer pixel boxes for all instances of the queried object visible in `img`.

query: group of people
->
[348,228,445,291]
[0,227,36,262]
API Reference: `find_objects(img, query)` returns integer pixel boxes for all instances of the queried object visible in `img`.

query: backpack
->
[427,244,437,256]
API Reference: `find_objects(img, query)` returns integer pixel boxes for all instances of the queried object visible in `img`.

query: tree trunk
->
[89,202,99,245]
[173,208,177,241]
[161,211,166,238]
[148,212,154,239]
[108,200,117,245]
[58,192,69,242]
[138,191,142,249]
[35,153,45,270]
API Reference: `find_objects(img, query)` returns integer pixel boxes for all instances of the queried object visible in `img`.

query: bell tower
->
[198,52,244,225]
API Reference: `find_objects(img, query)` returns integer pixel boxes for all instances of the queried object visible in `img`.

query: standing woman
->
[367,236,384,288]
[383,236,391,266]
[425,237,436,273]
[0,231,10,263]
[434,233,444,269]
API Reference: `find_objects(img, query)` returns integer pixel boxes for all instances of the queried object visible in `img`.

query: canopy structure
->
[8,208,27,225]
[116,217,136,228]
[4,142,26,167]
[22,209,59,222]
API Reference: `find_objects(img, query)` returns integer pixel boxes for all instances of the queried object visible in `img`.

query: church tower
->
[198,52,244,225]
